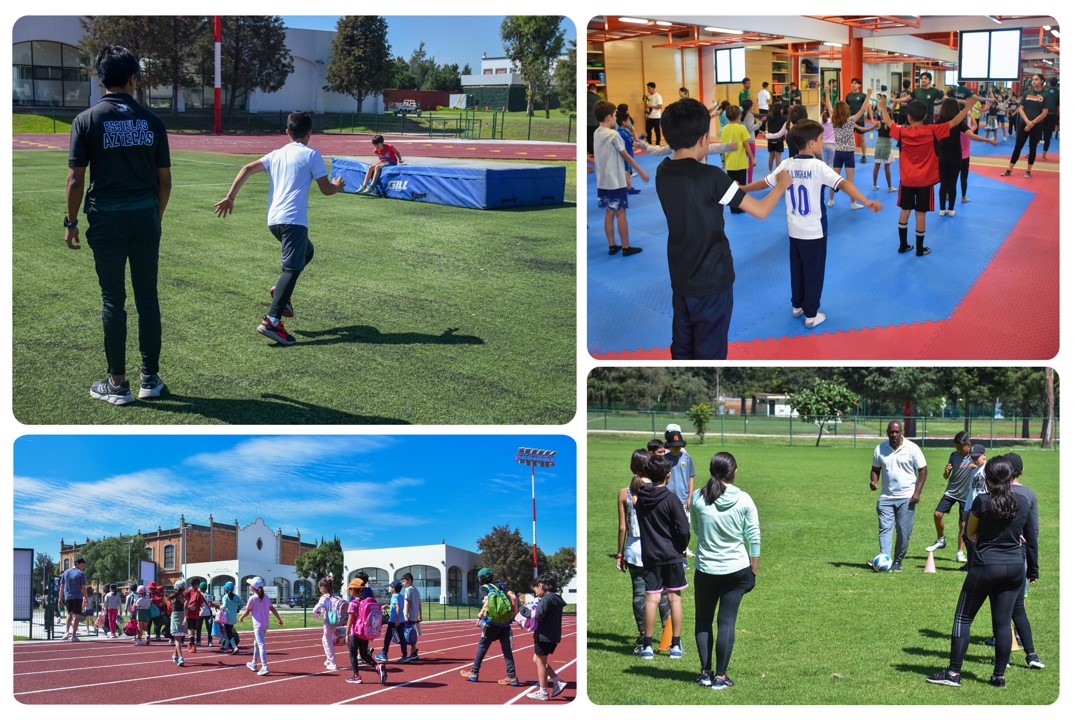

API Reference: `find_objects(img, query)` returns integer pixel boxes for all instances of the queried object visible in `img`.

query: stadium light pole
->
[514,448,556,579]
[213,16,222,134]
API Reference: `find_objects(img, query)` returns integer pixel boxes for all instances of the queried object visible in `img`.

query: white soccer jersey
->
[764,155,844,240]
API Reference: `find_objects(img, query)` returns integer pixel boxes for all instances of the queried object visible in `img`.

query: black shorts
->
[935,494,967,516]
[534,639,558,657]
[65,599,83,615]
[897,184,934,212]
[643,562,688,594]
[269,223,314,272]
[767,139,784,154]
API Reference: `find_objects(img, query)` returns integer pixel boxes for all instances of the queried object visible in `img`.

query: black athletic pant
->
[959,158,971,199]
[268,224,314,320]
[382,621,409,656]
[1011,589,1035,654]
[1009,123,1044,167]
[628,564,669,635]
[1042,116,1057,154]
[938,157,962,211]
[645,117,662,146]
[348,634,376,674]
[469,624,516,677]
[948,562,1024,674]
[85,207,162,376]
[694,567,756,676]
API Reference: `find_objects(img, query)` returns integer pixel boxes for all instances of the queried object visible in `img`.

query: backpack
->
[327,595,348,626]
[484,584,514,624]
[514,597,539,633]
[353,596,383,640]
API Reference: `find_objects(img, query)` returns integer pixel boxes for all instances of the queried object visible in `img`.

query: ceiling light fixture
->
[618,17,650,24]
[823,42,843,47]
[704,26,741,34]
[655,21,672,27]
[985,16,1003,24]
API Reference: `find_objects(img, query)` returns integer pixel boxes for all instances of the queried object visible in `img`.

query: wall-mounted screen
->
[714,47,746,84]
[958,28,1022,81]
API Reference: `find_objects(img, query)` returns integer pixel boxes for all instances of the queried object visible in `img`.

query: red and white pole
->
[531,464,538,579]
[213,16,222,134]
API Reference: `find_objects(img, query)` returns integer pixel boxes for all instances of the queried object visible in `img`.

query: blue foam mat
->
[961,133,1060,158]
[587,148,1033,355]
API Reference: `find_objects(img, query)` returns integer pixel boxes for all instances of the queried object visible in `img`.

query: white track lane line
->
[504,657,578,705]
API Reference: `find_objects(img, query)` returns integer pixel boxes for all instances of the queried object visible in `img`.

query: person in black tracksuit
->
[1002,73,1056,178]
[927,455,1038,688]
[634,454,691,659]
[66,45,171,405]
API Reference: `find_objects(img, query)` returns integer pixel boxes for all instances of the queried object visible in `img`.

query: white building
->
[343,543,483,605]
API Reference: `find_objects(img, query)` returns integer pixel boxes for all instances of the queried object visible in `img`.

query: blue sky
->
[281,16,576,70]
[14,435,576,559]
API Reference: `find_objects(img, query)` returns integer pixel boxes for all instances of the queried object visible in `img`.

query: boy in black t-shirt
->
[655,98,790,359]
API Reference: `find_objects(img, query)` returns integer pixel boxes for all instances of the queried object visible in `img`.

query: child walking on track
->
[376,580,407,662]
[213,111,345,346]
[343,575,388,685]
[219,581,242,654]
[237,576,284,676]
[523,575,569,701]
[460,567,521,686]
[168,581,188,667]
[312,578,341,672]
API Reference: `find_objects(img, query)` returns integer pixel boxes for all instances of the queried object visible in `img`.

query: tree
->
[293,536,344,592]
[407,42,436,90]
[219,16,294,119]
[33,553,56,593]
[1042,367,1056,449]
[542,546,576,594]
[80,535,150,585]
[553,38,576,115]
[325,16,392,113]
[476,525,538,594]
[80,16,166,105]
[390,57,418,90]
[788,379,859,446]
[155,16,211,121]
[687,403,714,444]
[500,16,565,117]
[423,63,462,92]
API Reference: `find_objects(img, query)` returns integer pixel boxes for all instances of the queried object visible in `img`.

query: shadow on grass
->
[587,630,640,656]
[139,392,409,424]
[292,325,484,347]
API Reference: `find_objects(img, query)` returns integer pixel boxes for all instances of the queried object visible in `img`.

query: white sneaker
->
[887,186,897,192]
[956,550,967,563]
[872,185,880,190]
[947,209,956,217]
[926,538,947,552]
[804,313,826,329]
[325,663,338,671]
[246,661,258,672]
[792,307,804,318]
[133,639,142,646]
[850,201,864,210]
[938,209,948,216]
[552,678,568,698]
[826,199,835,207]
[257,666,270,676]
[61,632,71,640]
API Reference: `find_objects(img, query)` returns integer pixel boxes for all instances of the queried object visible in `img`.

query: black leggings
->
[959,157,970,198]
[948,562,1024,674]
[938,158,961,211]
[645,117,662,145]
[1042,116,1057,153]
[694,567,756,676]
[1009,123,1044,167]
[349,635,376,674]
[1011,589,1035,654]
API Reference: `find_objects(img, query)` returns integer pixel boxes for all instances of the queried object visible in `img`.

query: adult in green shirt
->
[911,72,946,124]
[738,78,752,109]
[782,82,802,108]
[845,77,869,162]
[827,78,840,108]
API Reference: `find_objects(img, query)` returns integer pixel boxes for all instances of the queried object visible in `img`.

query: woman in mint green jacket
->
[689,452,760,690]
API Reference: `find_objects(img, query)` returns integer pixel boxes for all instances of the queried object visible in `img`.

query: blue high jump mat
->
[331,156,565,210]
[586,148,1034,355]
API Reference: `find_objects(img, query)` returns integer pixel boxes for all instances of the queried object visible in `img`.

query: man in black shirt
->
[845,77,869,163]
[65,46,171,405]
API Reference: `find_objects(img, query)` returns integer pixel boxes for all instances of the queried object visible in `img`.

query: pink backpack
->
[352,596,383,640]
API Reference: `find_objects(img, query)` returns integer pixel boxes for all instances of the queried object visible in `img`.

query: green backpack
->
[484,584,513,624]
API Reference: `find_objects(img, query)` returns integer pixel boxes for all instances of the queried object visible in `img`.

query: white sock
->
[267,315,280,326]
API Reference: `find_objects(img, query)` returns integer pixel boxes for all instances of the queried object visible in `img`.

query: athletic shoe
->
[961,197,971,203]
[398,655,412,664]
[626,187,642,194]
[177,657,185,667]
[258,317,296,346]
[640,645,655,660]
[230,645,240,655]
[947,209,956,217]
[1024,171,1032,178]
[1001,169,1012,176]
[171,654,178,664]
[408,652,419,661]
[90,378,135,405]
[669,644,684,659]
[326,663,338,671]
[608,245,621,255]
[926,538,947,552]
[461,670,479,682]
[622,247,643,257]
[269,286,294,317]
[916,248,931,257]
[712,675,735,690]
[804,313,826,329]
[257,666,269,676]
[61,632,70,640]
[499,676,521,686]
[791,307,804,318]
[826,199,835,207]
[134,639,143,646]
[374,653,388,662]
[527,689,550,701]
[938,209,948,216]
[378,663,388,684]
[890,562,903,572]
[1027,654,1045,669]
[346,674,363,684]
[551,678,568,697]
[246,661,257,672]
[989,675,1006,688]
[887,187,897,192]
[861,156,868,163]
[136,373,166,399]
[872,185,880,190]
[696,672,713,687]
[926,670,961,687]
[956,551,967,563]
[189,643,196,653]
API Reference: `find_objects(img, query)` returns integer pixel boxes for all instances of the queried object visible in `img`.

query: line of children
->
[594,100,649,256]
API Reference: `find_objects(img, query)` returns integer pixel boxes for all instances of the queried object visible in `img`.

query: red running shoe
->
[258,317,296,346]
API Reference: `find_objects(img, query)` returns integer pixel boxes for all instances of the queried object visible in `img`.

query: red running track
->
[13,618,577,705]
[13,133,576,162]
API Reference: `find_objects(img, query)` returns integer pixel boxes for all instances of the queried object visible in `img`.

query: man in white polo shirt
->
[644,82,664,146]
[870,420,928,572]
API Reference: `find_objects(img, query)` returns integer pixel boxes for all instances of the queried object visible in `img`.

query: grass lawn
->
[12,150,575,424]
[587,434,1060,705]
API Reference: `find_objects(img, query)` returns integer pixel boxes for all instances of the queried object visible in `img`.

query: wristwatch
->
[63,215,78,229]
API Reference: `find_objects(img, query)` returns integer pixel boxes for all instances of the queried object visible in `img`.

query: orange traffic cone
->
[658,617,673,652]
[924,551,937,573]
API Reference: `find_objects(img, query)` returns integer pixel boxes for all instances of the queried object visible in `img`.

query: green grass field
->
[12,150,575,424]
[587,434,1059,705]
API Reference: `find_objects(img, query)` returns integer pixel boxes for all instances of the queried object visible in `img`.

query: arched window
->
[163,544,176,571]
[467,568,478,600]
[63,557,71,571]
[145,546,153,562]
[356,567,389,583]
[395,565,441,603]
[12,40,90,108]
[448,566,462,604]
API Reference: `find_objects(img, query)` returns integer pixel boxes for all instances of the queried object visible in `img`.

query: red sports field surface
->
[13,133,576,161]
[14,618,576,705]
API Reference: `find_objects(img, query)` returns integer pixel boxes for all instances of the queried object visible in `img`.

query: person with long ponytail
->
[689,452,760,690]
[927,455,1037,689]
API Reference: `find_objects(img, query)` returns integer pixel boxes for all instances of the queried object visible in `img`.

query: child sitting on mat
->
[359,135,403,195]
